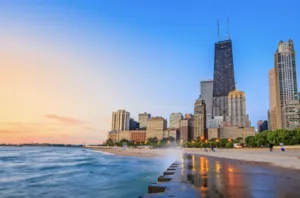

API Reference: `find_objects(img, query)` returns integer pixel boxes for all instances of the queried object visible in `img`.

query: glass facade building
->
[212,39,236,119]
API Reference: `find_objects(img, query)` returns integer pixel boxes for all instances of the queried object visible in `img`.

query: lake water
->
[0,146,170,198]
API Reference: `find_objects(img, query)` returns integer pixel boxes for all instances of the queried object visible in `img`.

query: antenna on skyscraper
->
[227,16,230,40]
[217,13,220,42]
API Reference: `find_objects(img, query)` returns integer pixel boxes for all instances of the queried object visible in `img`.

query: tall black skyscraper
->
[212,39,236,119]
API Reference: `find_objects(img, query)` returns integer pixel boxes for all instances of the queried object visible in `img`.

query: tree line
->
[105,129,300,148]
[104,136,239,148]
[245,129,300,147]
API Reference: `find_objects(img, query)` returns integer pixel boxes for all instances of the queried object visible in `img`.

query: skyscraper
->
[257,120,268,133]
[194,95,206,139]
[200,80,214,120]
[272,40,297,129]
[212,39,236,120]
[138,112,151,129]
[169,113,183,128]
[269,68,279,129]
[226,90,250,127]
[111,110,130,131]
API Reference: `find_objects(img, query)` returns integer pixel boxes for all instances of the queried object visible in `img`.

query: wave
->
[92,150,115,156]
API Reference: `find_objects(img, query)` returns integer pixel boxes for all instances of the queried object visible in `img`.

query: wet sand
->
[87,146,300,170]
[180,154,300,198]
[86,146,182,157]
[142,154,300,198]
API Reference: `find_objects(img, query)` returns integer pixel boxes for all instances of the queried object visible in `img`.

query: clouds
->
[0,120,101,144]
[45,114,85,125]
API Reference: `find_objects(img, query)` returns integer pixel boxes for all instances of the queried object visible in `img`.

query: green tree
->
[226,142,233,148]
[183,141,193,148]
[257,138,265,147]
[234,137,243,143]
[147,137,159,146]
[267,130,279,145]
[245,136,256,147]
[220,138,228,147]
[194,141,202,148]
[105,138,114,146]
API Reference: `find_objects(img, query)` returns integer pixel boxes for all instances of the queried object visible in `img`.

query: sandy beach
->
[86,146,181,157]
[87,146,300,170]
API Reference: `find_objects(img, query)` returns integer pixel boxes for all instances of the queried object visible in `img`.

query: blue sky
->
[0,0,299,143]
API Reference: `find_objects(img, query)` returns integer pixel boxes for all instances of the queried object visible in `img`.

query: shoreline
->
[86,146,169,157]
[87,146,300,170]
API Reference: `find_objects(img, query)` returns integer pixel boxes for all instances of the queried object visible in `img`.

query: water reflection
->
[182,154,300,198]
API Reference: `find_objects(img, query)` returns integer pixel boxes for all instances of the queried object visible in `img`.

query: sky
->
[0,0,299,144]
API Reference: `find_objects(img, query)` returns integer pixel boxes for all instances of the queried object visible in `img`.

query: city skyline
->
[1,0,300,144]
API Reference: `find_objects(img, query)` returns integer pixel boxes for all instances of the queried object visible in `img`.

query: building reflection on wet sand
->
[181,154,300,198]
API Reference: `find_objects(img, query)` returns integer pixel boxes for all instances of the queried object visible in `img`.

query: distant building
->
[118,131,131,141]
[257,120,268,133]
[194,95,206,139]
[129,118,140,130]
[269,68,279,130]
[108,130,146,143]
[257,120,263,132]
[282,100,300,130]
[200,80,214,120]
[188,120,194,141]
[111,110,130,131]
[267,110,271,130]
[219,126,255,140]
[138,112,151,129]
[226,90,250,127]
[108,131,119,142]
[206,126,255,140]
[131,131,146,143]
[169,113,183,128]
[207,116,223,128]
[207,128,219,140]
[163,128,178,139]
[146,117,167,140]
[179,119,189,141]
[185,114,193,120]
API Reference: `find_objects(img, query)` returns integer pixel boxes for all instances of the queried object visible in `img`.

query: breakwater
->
[140,154,199,197]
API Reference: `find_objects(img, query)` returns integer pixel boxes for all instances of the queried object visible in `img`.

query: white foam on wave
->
[92,150,116,156]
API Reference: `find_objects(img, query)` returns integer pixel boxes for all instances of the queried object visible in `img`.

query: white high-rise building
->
[275,40,298,129]
[111,110,130,131]
[169,113,183,128]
